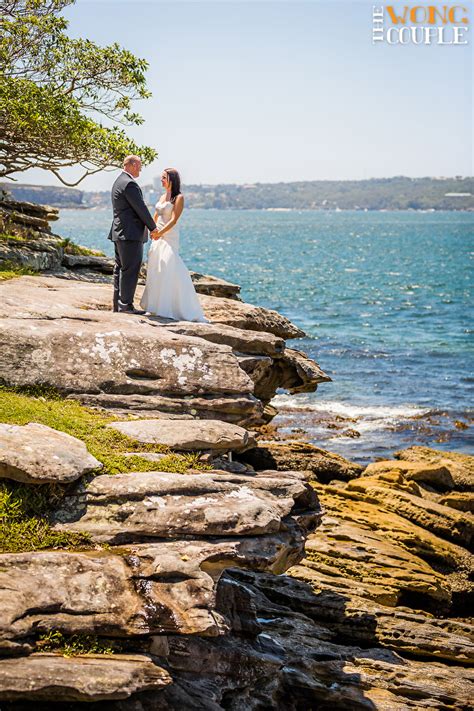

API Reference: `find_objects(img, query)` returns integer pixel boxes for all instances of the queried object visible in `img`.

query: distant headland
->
[1,176,473,211]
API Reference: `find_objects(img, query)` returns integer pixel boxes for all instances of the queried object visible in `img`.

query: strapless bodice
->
[153,199,179,249]
[155,200,175,226]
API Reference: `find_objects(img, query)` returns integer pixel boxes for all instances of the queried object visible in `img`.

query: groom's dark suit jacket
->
[108,171,156,242]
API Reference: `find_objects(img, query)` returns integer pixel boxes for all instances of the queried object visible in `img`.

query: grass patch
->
[0,482,92,553]
[37,630,117,657]
[0,386,209,476]
[59,238,105,257]
[0,260,38,281]
[0,387,210,553]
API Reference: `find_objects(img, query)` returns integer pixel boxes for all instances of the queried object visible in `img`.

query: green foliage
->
[0,0,157,185]
[37,630,116,656]
[59,237,105,256]
[183,176,474,211]
[0,481,92,553]
[0,259,38,280]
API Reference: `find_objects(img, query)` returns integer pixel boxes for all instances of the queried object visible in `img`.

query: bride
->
[140,168,207,322]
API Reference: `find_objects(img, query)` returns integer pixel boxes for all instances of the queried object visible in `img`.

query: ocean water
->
[56,208,473,463]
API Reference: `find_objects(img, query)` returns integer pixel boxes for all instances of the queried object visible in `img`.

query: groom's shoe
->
[118,301,146,315]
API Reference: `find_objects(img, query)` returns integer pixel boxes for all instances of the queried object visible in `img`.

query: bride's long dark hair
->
[165,168,181,204]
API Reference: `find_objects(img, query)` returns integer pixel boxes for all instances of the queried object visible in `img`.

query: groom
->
[108,155,159,314]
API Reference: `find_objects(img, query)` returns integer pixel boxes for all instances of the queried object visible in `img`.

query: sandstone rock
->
[439,491,474,513]
[47,267,114,284]
[189,272,241,300]
[0,654,171,701]
[396,445,474,491]
[0,236,62,271]
[307,473,474,620]
[154,569,474,710]
[231,569,474,665]
[240,349,331,404]
[52,469,321,544]
[238,440,363,482]
[0,198,59,220]
[346,471,474,547]
[0,551,145,650]
[312,482,472,574]
[291,516,450,610]
[0,422,101,484]
[72,391,264,428]
[199,294,305,339]
[0,529,311,649]
[364,459,455,491]
[108,419,256,453]
[275,348,332,394]
[62,253,114,273]
[0,276,327,431]
[163,320,285,356]
[0,316,253,398]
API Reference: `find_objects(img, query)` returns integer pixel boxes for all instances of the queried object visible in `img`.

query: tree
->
[0,0,157,185]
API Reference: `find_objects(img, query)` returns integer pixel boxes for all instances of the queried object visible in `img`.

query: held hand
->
[150,228,160,240]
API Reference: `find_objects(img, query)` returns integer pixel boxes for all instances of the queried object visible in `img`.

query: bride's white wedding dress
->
[140,199,207,321]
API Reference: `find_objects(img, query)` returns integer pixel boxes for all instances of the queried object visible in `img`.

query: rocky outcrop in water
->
[0,275,329,428]
[0,210,472,708]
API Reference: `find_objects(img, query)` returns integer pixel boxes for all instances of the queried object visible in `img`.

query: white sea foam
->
[272,394,429,422]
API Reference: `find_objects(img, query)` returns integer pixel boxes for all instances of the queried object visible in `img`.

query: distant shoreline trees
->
[0,0,156,186]
[1,177,472,211]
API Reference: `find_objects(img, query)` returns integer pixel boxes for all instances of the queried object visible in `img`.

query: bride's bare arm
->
[155,195,184,237]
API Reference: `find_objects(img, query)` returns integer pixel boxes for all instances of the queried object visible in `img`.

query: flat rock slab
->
[0,654,171,701]
[199,294,305,339]
[108,419,256,452]
[163,320,285,357]
[239,440,363,483]
[73,391,264,429]
[347,471,474,547]
[395,445,474,492]
[295,515,450,609]
[364,459,455,491]
[0,422,101,484]
[52,469,319,543]
[0,530,310,647]
[190,271,241,300]
[0,316,252,398]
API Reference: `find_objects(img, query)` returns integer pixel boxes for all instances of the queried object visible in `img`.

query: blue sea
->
[56,208,473,463]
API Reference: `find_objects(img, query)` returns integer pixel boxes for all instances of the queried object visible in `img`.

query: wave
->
[272,395,430,421]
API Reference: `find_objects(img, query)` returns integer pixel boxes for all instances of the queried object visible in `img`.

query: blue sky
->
[16,0,473,189]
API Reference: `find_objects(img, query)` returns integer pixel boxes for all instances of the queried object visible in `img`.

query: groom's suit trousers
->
[113,240,143,308]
